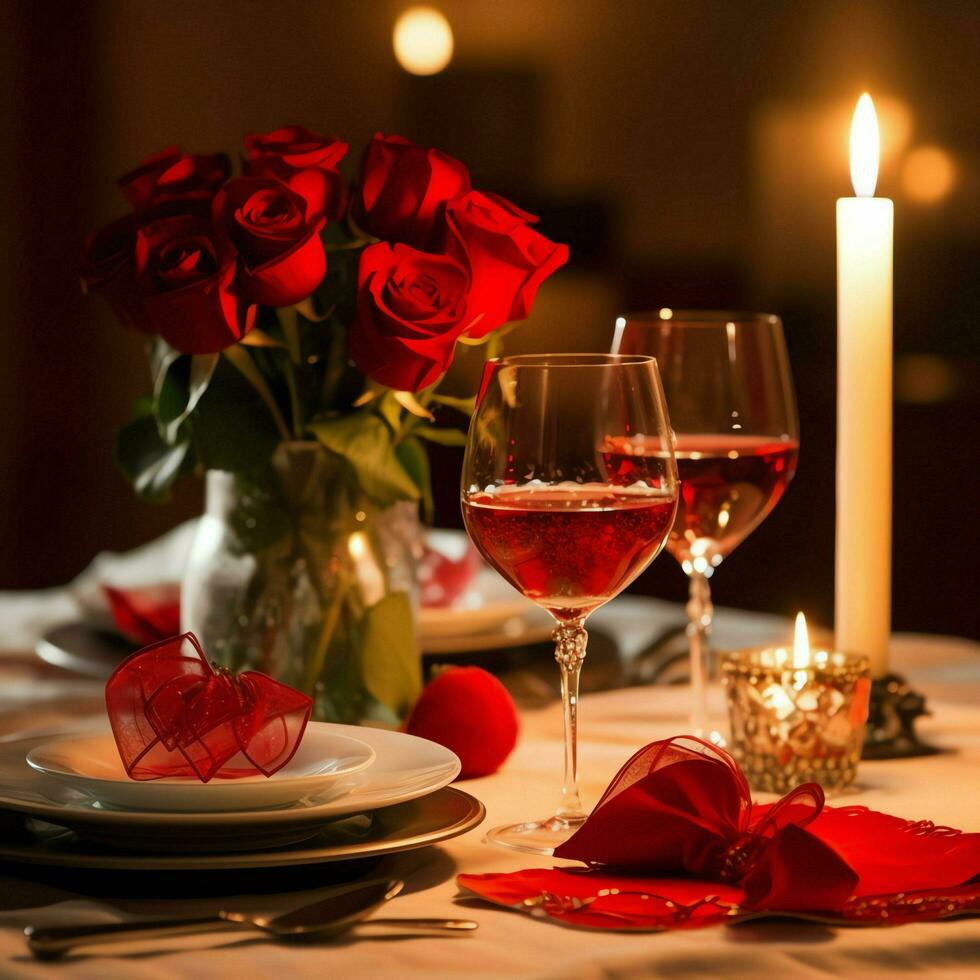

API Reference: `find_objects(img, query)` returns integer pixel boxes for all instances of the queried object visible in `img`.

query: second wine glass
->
[613,310,799,738]
[461,353,678,854]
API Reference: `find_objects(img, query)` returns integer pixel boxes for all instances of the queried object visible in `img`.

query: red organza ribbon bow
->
[105,633,313,782]
[459,736,980,930]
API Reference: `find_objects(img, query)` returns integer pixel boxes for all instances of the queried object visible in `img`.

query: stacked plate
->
[0,722,483,871]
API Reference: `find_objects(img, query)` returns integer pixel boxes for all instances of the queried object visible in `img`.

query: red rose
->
[244,125,348,220]
[118,146,231,211]
[443,191,568,338]
[357,134,470,248]
[135,214,255,354]
[80,215,151,332]
[215,177,326,307]
[349,242,470,391]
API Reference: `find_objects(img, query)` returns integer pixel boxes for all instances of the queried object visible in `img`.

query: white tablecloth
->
[0,600,978,978]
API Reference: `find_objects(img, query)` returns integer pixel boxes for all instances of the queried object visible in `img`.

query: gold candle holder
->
[722,615,871,794]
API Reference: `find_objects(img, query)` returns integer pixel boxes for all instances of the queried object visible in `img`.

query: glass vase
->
[181,442,423,724]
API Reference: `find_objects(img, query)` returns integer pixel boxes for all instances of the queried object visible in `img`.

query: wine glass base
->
[485,814,587,855]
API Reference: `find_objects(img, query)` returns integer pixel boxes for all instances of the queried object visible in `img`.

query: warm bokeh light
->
[393,6,454,76]
[879,98,913,163]
[901,145,957,204]
[895,353,962,404]
[850,93,880,197]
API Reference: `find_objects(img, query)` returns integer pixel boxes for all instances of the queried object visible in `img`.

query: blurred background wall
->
[1,0,977,637]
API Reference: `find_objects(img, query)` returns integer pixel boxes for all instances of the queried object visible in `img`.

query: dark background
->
[1,0,977,638]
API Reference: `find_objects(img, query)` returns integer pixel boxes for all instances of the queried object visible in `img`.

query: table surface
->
[1,596,978,979]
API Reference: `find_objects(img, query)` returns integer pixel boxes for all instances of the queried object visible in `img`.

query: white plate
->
[418,531,554,651]
[26,726,375,813]
[0,722,460,828]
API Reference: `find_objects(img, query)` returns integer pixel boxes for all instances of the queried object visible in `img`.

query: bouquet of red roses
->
[82,126,567,506]
[81,127,567,725]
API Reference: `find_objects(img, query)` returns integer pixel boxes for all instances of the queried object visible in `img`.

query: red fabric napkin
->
[103,583,181,645]
[418,543,481,608]
[105,633,312,782]
[459,736,980,930]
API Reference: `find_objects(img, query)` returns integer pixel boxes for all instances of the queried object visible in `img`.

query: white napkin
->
[0,521,198,656]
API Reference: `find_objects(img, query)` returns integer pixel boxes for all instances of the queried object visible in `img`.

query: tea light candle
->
[723,613,871,794]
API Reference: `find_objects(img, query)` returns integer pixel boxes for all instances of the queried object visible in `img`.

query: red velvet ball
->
[406,667,519,779]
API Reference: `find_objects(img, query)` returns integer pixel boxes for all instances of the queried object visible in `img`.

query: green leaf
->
[116,416,194,502]
[239,329,287,349]
[156,355,189,429]
[149,337,182,394]
[222,345,292,442]
[396,436,433,524]
[156,353,219,444]
[360,592,421,718]
[309,412,420,507]
[292,297,330,323]
[377,391,403,433]
[415,425,468,447]
[192,355,280,473]
[130,393,155,419]
[430,393,477,415]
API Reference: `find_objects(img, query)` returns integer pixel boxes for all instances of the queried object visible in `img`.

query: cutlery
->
[25,879,477,959]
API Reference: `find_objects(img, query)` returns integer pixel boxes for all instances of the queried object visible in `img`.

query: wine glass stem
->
[686,572,714,736]
[553,621,588,821]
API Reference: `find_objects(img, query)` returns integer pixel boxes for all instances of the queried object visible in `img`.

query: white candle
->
[835,93,893,678]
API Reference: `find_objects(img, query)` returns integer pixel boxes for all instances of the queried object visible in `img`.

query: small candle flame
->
[611,316,626,354]
[793,611,811,669]
[850,93,880,197]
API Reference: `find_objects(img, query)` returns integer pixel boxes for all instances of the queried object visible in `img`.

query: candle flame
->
[611,316,626,354]
[792,611,810,669]
[850,93,880,197]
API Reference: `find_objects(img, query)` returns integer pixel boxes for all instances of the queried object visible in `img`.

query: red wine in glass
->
[463,484,677,623]
[602,434,798,572]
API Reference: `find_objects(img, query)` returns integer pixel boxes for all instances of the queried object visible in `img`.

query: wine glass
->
[613,310,799,738]
[461,353,678,854]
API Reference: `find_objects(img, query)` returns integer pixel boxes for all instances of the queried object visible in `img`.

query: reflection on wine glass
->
[613,310,799,737]
[461,354,678,854]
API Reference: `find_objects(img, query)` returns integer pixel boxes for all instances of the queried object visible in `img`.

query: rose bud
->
[214,177,327,307]
[356,134,470,249]
[244,125,349,220]
[349,242,470,392]
[443,191,569,338]
[118,146,231,211]
[135,213,255,354]
[406,667,519,780]
[80,215,151,332]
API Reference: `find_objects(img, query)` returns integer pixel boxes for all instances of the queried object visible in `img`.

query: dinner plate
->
[35,623,133,678]
[0,786,484,870]
[418,552,553,653]
[0,724,461,850]
[26,727,375,812]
